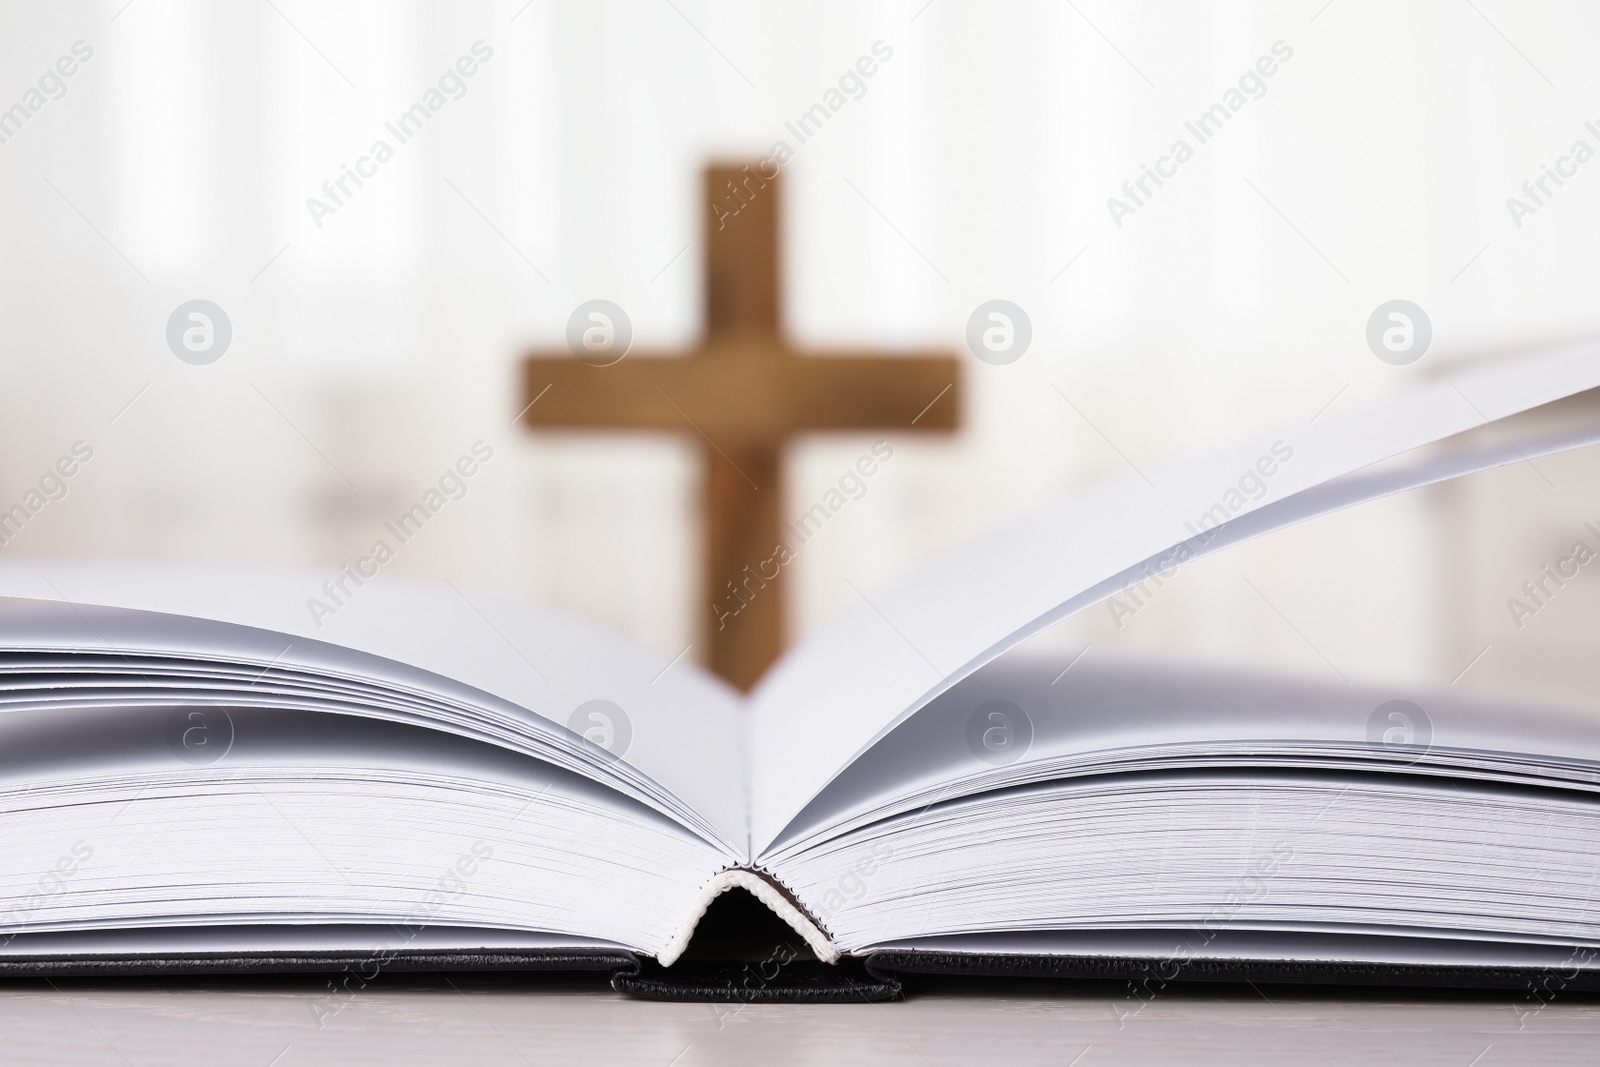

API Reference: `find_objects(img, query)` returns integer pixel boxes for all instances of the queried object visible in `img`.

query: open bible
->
[4,345,1600,1002]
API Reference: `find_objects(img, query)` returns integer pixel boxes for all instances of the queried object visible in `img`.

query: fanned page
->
[770,652,1600,959]
[0,566,749,860]
[747,344,1600,857]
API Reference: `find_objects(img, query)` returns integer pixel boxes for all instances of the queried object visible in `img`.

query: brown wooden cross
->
[521,163,960,690]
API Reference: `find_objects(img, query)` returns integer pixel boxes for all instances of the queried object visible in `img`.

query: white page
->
[764,646,1600,860]
[865,930,1600,969]
[0,926,628,957]
[765,419,1600,856]
[0,566,749,858]
[0,701,726,953]
[748,343,1600,854]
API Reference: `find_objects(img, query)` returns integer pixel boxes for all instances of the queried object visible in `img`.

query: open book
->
[4,345,1600,1000]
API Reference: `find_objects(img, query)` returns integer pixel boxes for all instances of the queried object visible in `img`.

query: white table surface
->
[1,972,1596,1066]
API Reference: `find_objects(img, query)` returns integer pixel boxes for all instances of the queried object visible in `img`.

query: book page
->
[0,926,628,957]
[0,565,749,858]
[0,697,728,955]
[747,343,1600,855]
[863,930,1600,969]
[764,632,1600,862]
[764,417,1600,857]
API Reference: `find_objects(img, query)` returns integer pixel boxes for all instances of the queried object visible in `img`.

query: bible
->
[4,345,1600,1002]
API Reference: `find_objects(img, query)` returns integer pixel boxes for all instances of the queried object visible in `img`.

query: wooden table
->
[1,973,1595,1065]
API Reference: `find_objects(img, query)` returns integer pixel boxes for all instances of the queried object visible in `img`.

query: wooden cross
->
[521,163,960,690]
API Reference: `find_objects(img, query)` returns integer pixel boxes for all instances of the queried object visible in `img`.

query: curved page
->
[763,419,1600,856]
[0,565,748,858]
[765,645,1600,864]
[749,343,1600,855]
[0,704,722,955]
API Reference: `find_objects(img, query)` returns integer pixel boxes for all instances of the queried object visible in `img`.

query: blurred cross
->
[521,163,960,690]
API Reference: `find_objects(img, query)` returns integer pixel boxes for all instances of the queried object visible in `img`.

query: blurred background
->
[1,0,1598,708]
